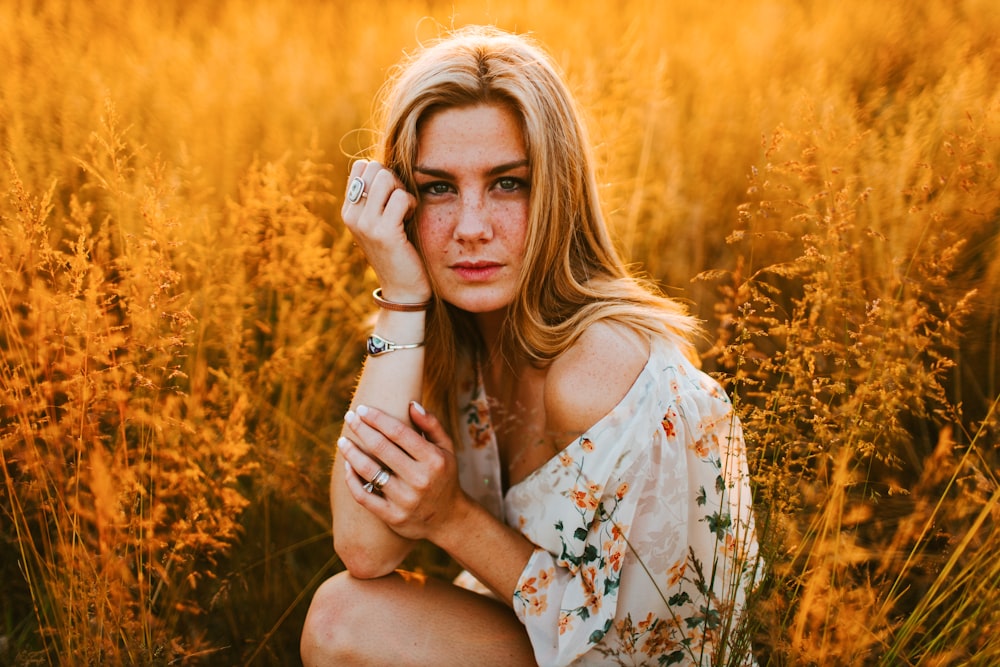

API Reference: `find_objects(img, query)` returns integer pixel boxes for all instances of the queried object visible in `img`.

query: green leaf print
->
[705,511,732,539]
[668,591,692,606]
[659,649,687,665]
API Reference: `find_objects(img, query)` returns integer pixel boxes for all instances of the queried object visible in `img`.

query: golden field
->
[1,0,998,664]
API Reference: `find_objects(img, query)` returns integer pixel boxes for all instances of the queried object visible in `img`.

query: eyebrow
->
[414,159,529,179]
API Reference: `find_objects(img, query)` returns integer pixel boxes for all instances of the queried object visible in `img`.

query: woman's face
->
[413,103,529,323]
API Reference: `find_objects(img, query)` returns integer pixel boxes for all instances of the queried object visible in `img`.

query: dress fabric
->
[454,336,759,667]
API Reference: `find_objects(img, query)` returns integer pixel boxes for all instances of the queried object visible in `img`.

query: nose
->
[453,194,493,242]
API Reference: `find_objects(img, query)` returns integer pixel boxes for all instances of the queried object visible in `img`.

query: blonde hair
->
[372,26,698,432]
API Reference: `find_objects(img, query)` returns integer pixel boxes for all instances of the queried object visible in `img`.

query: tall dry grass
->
[1,0,998,664]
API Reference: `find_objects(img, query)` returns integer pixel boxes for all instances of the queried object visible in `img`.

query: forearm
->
[431,494,538,606]
[332,306,425,576]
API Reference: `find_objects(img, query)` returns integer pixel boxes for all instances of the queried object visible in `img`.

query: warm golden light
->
[1,0,998,664]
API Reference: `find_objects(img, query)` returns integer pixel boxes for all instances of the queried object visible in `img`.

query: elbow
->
[340,558,398,581]
[334,543,404,580]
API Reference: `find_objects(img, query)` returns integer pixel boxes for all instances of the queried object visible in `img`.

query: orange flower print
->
[687,625,712,653]
[537,567,555,588]
[559,451,574,467]
[690,435,710,458]
[661,410,677,439]
[527,594,548,616]
[615,482,629,500]
[637,611,655,633]
[607,544,625,573]
[580,437,595,452]
[720,531,737,557]
[558,612,574,635]
[667,559,687,586]
[611,523,627,540]
[519,577,538,596]
[572,487,599,511]
[705,381,721,399]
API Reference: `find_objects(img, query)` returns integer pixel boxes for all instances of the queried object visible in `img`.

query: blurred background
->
[2,0,998,664]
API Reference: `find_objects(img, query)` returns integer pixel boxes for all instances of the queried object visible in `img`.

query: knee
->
[300,571,369,667]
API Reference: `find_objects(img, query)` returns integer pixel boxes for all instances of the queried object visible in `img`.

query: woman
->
[301,26,758,666]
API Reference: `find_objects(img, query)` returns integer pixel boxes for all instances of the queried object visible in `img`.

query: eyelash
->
[419,177,529,197]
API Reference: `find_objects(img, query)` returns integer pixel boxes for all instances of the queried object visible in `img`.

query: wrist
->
[426,491,476,549]
[370,308,426,354]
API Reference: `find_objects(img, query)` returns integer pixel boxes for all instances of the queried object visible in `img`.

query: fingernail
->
[356,405,369,417]
[345,410,358,425]
[344,460,353,474]
[337,436,351,451]
[410,401,426,415]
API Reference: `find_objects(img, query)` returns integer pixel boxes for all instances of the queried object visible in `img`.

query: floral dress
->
[454,336,759,666]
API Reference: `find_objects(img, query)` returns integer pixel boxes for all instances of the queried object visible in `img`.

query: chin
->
[440,289,513,315]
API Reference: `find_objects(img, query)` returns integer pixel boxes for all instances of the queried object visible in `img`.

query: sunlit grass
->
[2,0,998,664]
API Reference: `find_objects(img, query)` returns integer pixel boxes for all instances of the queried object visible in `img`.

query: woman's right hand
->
[341,160,431,303]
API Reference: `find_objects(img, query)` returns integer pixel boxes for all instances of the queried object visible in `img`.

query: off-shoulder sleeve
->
[506,350,758,666]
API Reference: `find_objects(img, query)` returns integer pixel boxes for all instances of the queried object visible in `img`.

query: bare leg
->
[300,570,537,666]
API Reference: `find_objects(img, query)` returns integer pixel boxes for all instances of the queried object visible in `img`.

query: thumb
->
[409,401,454,453]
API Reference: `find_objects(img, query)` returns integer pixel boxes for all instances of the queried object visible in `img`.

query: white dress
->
[453,336,759,666]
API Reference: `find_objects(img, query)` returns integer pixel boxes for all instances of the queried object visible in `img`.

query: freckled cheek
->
[415,211,453,259]
[491,201,530,249]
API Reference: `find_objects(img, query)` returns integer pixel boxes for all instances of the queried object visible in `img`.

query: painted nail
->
[410,401,426,415]
[356,405,369,417]
[345,410,358,425]
[337,436,351,451]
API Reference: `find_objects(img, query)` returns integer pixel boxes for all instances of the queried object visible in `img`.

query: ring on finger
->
[364,467,392,494]
[347,176,367,204]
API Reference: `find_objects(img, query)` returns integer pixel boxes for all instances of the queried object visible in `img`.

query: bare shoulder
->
[544,320,650,438]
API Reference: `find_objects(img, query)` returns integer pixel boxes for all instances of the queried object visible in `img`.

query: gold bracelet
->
[372,287,432,312]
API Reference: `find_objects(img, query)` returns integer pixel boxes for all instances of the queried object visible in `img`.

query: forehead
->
[415,104,526,170]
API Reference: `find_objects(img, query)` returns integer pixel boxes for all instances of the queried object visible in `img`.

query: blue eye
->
[496,177,527,192]
[421,182,453,196]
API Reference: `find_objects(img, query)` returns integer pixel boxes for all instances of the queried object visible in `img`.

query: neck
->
[474,309,509,360]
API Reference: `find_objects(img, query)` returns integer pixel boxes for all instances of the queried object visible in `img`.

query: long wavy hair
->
[371,26,698,438]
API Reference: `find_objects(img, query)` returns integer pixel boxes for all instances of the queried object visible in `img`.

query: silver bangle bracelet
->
[366,333,425,357]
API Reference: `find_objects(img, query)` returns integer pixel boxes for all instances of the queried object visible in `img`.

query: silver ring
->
[364,468,391,494]
[347,176,367,204]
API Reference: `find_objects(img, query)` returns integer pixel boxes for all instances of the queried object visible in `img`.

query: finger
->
[338,437,386,486]
[348,159,368,180]
[409,401,453,453]
[342,160,381,216]
[342,454,393,509]
[384,188,418,225]
[363,169,400,215]
[344,408,418,472]
[350,405,435,462]
[360,160,384,184]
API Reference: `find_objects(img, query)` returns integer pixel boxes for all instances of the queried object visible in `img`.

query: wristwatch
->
[366,333,425,357]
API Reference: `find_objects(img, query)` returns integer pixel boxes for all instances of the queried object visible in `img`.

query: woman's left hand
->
[338,402,468,543]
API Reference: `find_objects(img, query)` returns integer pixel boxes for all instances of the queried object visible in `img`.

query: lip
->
[450,260,504,282]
